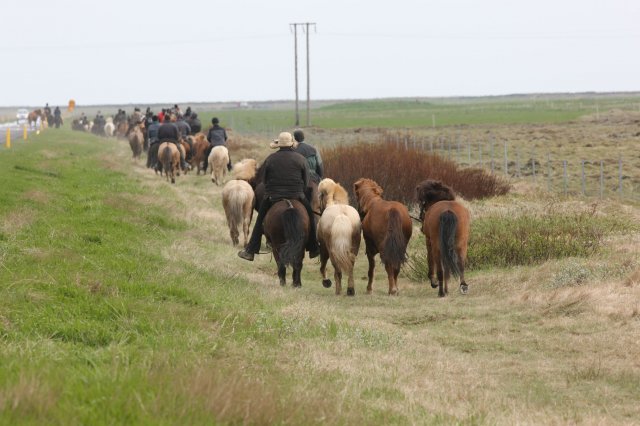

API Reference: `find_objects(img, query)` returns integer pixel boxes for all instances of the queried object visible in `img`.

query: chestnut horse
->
[28,109,43,129]
[189,133,210,175]
[416,179,471,297]
[263,199,310,287]
[158,142,180,184]
[317,178,362,296]
[354,178,412,295]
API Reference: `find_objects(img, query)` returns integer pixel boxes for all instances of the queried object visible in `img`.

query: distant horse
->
[416,179,471,297]
[222,180,255,246]
[354,178,412,295]
[264,199,310,287]
[104,117,115,137]
[317,178,362,296]
[189,133,209,174]
[28,109,43,129]
[209,145,229,185]
[115,121,129,138]
[128,122,145,160]
[158,142,180,184]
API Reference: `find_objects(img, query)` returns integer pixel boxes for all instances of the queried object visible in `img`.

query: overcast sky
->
[1,0,638,107]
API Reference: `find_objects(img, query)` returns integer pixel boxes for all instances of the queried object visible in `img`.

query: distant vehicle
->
[16,108,29,124]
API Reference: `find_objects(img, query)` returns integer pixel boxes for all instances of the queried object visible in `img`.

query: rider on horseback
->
[238,132,320,261]
[156,115,190,171]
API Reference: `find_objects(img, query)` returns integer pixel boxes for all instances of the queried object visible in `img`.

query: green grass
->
[2,123,640,425]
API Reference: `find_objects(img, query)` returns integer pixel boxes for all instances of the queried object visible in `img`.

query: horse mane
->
[232,158,258,182]
[415,179,456,219]
[353,178,383,215]
[318,178,349,211]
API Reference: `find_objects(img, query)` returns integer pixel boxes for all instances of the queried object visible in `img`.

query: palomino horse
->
[317,178,362,296]
[264,199,310,287]
[104,117,115,137]
[416,179,471,297]
[222,180,255,246]
[354,178,412,295]
[189,133,210,175]
[128,122,145,160]
[209,146,229,185]
[158,142,180,184]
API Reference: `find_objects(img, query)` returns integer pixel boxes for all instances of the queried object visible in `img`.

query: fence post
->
[490,138,494,173]
[600,160,604,199]
[504,140,508,176]
[563,160,568,195]
[547,153,552,192]
[479,142,483,167]
[429,137,433,153]
[619,157,623,196]
[467,140,471,165]
[516,149,521,178]
[581,160,586,196]
[23,125,28,140]
[532,149,536,182]
[5,128,10,148]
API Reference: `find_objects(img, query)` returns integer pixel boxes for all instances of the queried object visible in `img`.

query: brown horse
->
[416,179,471,297]
[317,178,362,296]
[128,122,145,160]
[354,178,412,295]
[28,109,43,128]
[190,133,210,175]
[263,199,310,287]
[158,142,180,184]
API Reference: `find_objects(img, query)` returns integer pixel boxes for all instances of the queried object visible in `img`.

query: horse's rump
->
[265,200,309,267]
[439,210,461,278]
[381,208,410,270]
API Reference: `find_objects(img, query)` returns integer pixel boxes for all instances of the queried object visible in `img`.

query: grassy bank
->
[1,127,639,425]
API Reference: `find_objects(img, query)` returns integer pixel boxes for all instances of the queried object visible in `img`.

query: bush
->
[322,136,509,206]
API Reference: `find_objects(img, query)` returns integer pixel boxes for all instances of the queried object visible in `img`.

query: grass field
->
[1,97,640,425]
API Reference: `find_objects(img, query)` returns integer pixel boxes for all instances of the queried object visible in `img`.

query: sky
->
[0,0,638,107]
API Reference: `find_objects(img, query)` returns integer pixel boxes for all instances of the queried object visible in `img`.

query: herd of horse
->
[217,159,471,298]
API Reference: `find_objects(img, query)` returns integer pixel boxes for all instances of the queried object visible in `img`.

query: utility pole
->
[290,23,300,126]
[290,22,315,127]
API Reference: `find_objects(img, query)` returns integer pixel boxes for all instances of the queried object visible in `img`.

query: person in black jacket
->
[188,112,201,134]
[238,132,320,261]
[203,117,231,172]
[156,115,190,171]
[293,129,323,183]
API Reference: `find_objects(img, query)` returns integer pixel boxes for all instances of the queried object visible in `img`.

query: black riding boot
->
[238,198,273,260]
[300,197,320,257]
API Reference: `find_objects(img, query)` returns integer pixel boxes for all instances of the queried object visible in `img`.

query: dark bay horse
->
[263,199,310,287]
[354,178,412,295]
[416,179,471,297]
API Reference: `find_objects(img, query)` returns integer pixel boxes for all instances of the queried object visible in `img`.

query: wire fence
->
[384,132,640,201]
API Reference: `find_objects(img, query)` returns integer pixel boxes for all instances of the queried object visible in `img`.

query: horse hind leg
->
[334,268,344,296]
[385,263,399,296]
[277,263,287,286]
[292,261,303,288]
[320,242,332,290]
[458,257,469,295]
[346,264,356,296]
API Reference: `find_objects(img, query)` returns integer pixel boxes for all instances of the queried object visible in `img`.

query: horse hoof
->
[430,280,438,289]
[293,283,302,288]
[322,279,332,288]
[346,288,355,296]
[460,284,469,295]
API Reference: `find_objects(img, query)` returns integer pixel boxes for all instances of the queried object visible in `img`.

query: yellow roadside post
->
[23,124,28,140]
[5,128,11,148]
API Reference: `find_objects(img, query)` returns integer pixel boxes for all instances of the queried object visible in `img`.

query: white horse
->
[222,180,255,246]
[209,145,229,185]
[104,117,115,137]
[317,178,362,296]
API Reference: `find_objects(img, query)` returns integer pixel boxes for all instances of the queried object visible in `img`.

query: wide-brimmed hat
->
[270,131,295,149]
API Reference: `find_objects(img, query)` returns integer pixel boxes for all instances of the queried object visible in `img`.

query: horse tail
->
[279,205,305,267]
[439,210,461,278]
[330,214,356,273]
[382,208,409,270]
[227,185,250,231]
